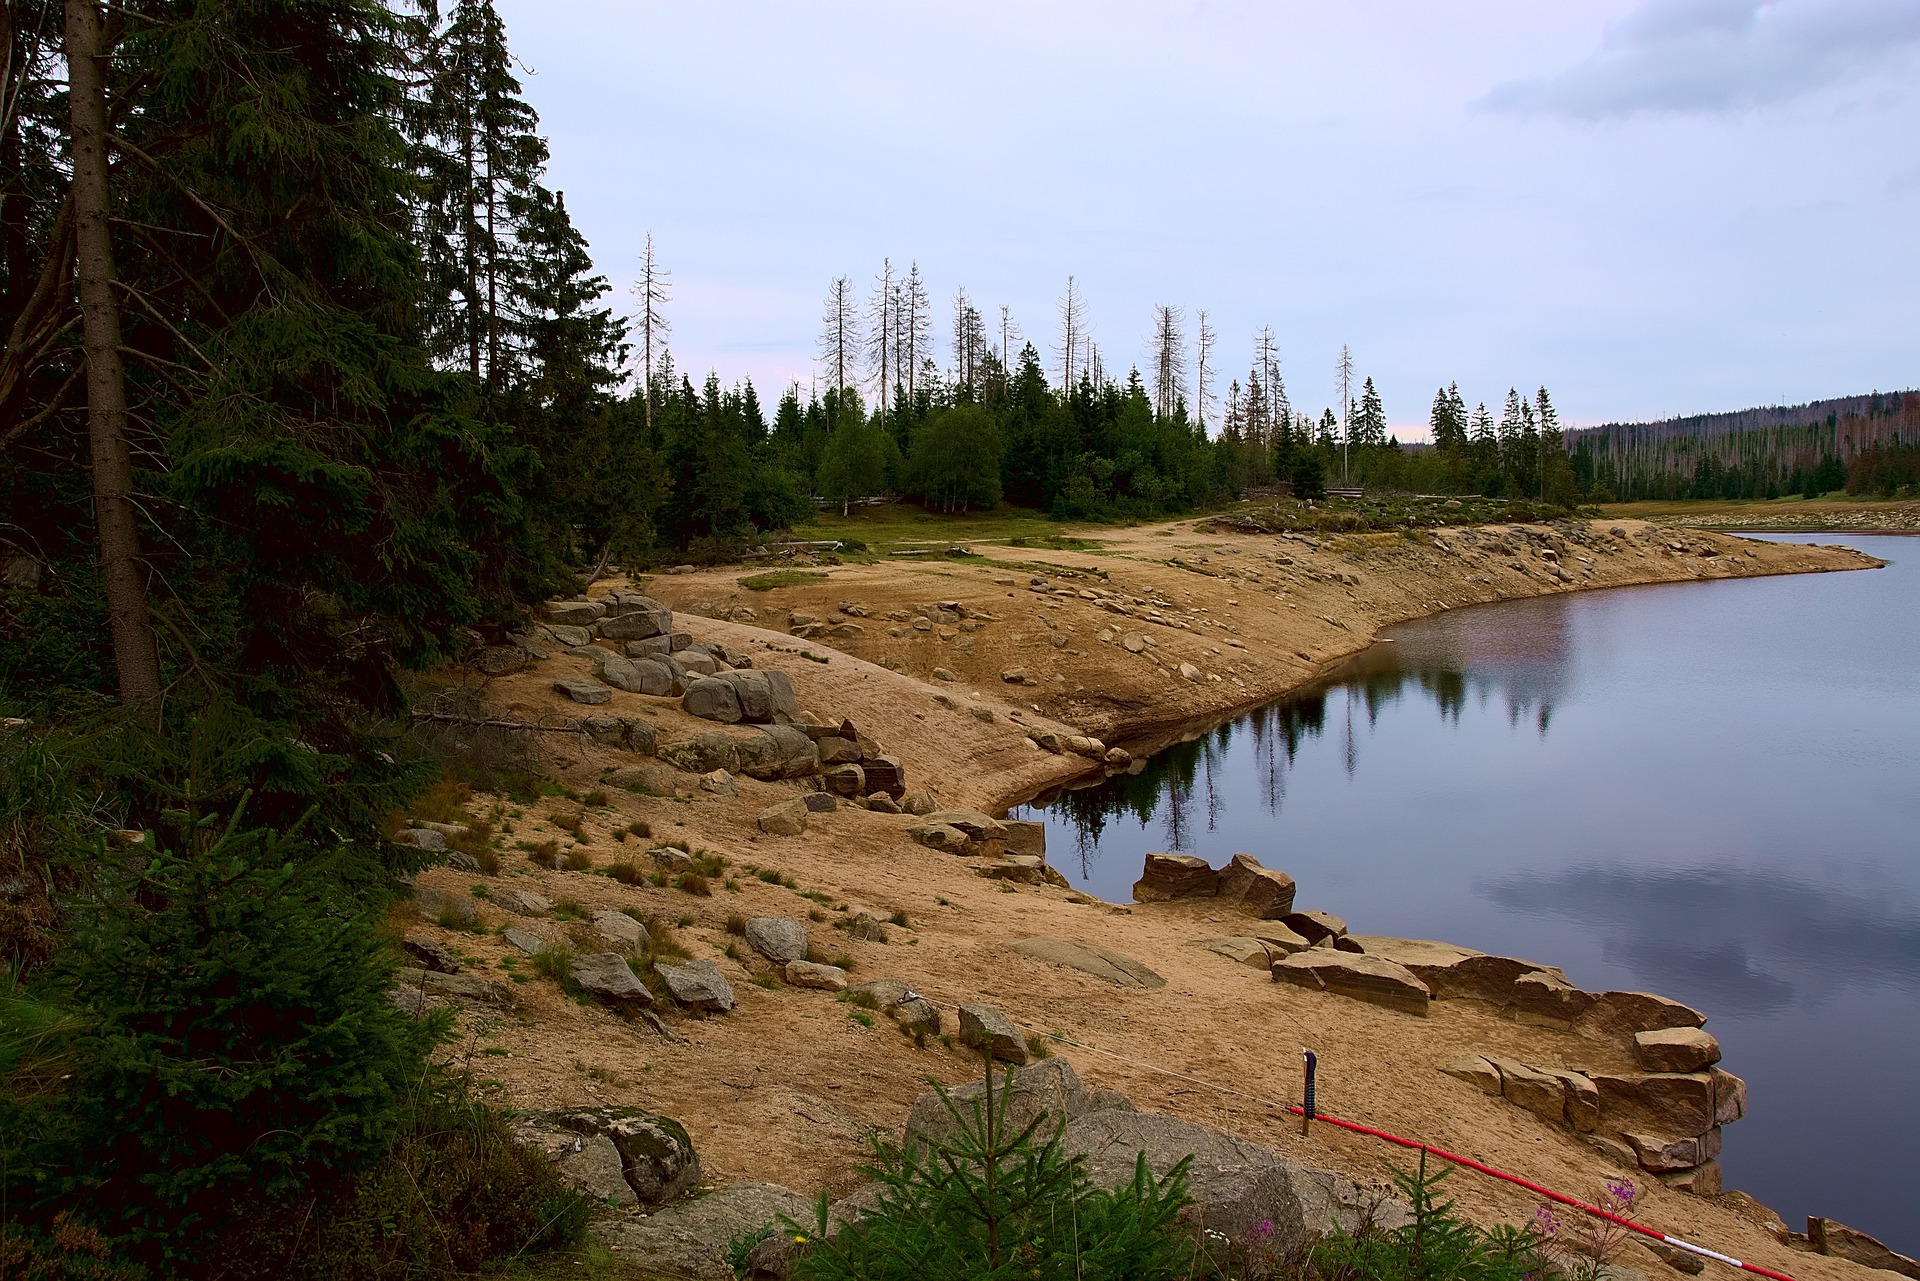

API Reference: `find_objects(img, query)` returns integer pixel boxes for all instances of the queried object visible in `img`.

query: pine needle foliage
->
[784,1051,1192,1281]
[1311,1153,1545,1281]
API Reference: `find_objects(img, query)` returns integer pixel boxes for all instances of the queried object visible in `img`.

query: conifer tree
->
[819,275,859,396]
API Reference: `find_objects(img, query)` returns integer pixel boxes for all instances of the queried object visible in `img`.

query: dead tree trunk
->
[65,0,160,708]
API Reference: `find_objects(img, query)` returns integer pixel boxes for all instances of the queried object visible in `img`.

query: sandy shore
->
[409,517,1881,1279]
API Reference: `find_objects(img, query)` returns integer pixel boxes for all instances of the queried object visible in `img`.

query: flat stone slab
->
[554,678,612,705]
[1635,1026,1722,1073]
[1271,951,1431,1016]
[1192,936,1281,969]
[1005,936,1166,989]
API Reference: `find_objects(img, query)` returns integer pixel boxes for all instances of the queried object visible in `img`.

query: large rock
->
[744,916,808,965]
[1132,852,1218,902]
[599,1181,810,1281]
[863,755,906,797]
[1508,969,1596,1028]
[1575,991,1707,1043]
[494,886,552,916]
[1624,1130,1710,1173]
[402,934,461,973]
[1485,1056,1566,1124]
[1216,853,1297,919]
[1809,1219,1920,1280]
[1590,1072,1716,1137]
[593,909,647,949]
[1002,819,1047,858]
[904,1057,1090,1155]
[521,1106,699,1209]
[682,677,744,723]
[413,885,477,928]
[1279,910,1347,945]
[571,953,654,1008]
[1251,923,1313,955]
[601,606,673,641]
[393,966,504,1005]
[1347,937,1549,1004]
[957,1003,1028,1063]
[545,599,605,625]
[658,959,736,1014]
[1271,952,1431,1016]
[924,808,1005,841]
[1634,1027,1721,1073]
[1194,936,1283,969]
[783,959,848,991]
[1439,1055,1503,1095]
[823,763,866,796]
[503,925,556,956]
[1005,936,1166,989]
[1063,1110,1411,1254]
[1545,1068,1601,1132]
[733,725,819,780]
[554,678,613,705]
[1711,1067,1747,1124]
[906,822,972,853]
[717,670,778,722]
[817,736,862,765]
[757,798,809,836]
[599,656,677,696]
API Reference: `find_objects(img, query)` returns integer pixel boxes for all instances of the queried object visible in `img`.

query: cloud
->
[1480,0,1920,119]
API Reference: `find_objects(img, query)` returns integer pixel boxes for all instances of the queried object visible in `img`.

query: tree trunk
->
[65,0,161,709]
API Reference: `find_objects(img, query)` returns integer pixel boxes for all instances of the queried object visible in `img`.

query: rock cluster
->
[905,809,1064,886]
[1132,850,1296,919]
[1442,1050,1744,1194]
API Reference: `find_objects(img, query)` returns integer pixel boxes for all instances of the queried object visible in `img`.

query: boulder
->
[733,725,819,780]
[554,678,612,705]
[503,925,555,956]
[905,1057,1090,1155]
[1216,853,1297,919]
[401,934,461,973]
[1251,923,1313,955]
[625,635,672,658]
[657,958,736,1014]
[1634,1027,1721,1073]
[757,798,809,836]
[1178,662,1204,683]
[592,909,646,949]
[1711,1067,1747,1124]
[544,600,605,625]
[1657,1159,1722,1196]
[1194,936,1282,970]
[1063,1110,1411,1255]
[1345,937,1548,1005]
[863,756,907,798]
[867,793,901,814]
[817,736,862,765]
[1132,852,1218,902]
[1002,820,1047,859]
[494,887,552,916]
[397,827,447,851]
[393,966,504,1005]
[1624,1131,1707,1173]
[1439,1055,1503,1095]
[571,953,654,1008]
[957,1003,1028,1063]
[924,808,1005,840]
[682,677,744,723]
[600,1181,810,1281]
[413,886,477,928]
[1544,1068,1601,1132]
[1279,910,1347,945]
[801,792,838,813]
[1271,952,1431,1016]
[1808,1219,1920,1280]
[717,670,778,722]
[1001,667,1029,683]
[524,1106,699,1208]
[1638,1239,1708,1275]
[1508,969,1595,1028]
[1576,991,1707,1043]
[600,607,673,641]
[744,916,808,966]
[1486,1056,1566,1124]
[1005,936,1165,989]
[783,959,849,991]
[1590,1072,1716,1137]
[902,790,936,816]
[906,822,971,853]
[823,763,866,796]
[980,854,1047,884]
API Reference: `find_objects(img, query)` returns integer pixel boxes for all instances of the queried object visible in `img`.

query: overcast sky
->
[495,0,1920,436]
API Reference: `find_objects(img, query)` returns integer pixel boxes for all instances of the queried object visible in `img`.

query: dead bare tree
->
[818,275,859,396]
[1149,304,1186,420]
[630,231,670,432]
[866,258,893,421]
[1054,276,1085,390]
[1194,308,1217,434]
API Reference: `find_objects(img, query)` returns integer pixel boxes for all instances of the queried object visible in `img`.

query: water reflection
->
[1487,865,1920,1017]
[1047,598,1581,866]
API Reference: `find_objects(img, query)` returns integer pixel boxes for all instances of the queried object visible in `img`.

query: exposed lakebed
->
[1017,534,1918,1252]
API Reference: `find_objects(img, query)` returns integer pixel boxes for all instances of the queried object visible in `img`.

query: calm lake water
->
[1018,534,1918,1251]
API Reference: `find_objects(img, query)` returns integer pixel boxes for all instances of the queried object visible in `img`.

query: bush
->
[22,805,444,1261]
[783,1052,1191,1280]
[607,860,643,885]
[1310,1153,1545,1281]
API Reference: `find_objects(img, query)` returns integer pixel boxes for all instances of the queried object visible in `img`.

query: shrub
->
[1024,1032,1053,1060]
[522,839,560,869]
[563,847,593,872]
[725,914,747,936]
[739,570,829,591]
[784,1053,1191,1280]
[607,860,643,886]
[1309,1153,1546,1281]
[629,820,652,839]
[582,790,610,808]
[677,872,712,897]
[28,810,445,1260]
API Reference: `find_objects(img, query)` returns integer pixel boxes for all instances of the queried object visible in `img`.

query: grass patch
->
[849,1010,875,1029]
[521,840,560,869]
[724,914,746,935]
[629,819,651,839]
[676,872,712,897]
[581,789,610,808]
[606,860,643,886]
[562,848,593,872]
[739,569,831,591]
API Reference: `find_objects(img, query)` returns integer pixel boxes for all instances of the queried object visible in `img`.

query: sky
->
[494,0,1920,438]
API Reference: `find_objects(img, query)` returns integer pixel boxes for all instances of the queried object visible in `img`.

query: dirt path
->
[410,517,1878,1280]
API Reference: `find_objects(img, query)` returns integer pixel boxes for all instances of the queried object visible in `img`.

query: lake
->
[1017,533,1918,1252]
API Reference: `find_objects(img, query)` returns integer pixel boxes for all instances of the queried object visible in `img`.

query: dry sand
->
[408,517,1881,1278]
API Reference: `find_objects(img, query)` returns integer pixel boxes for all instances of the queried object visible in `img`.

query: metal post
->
[1301,1049,1317,1137]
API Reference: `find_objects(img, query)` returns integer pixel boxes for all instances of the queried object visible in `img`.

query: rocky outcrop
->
[517,1105,699,1210]
[1807,1218,1920,1280]
[903,1057,1091,1155]
[1271,951,1431,1016]
[602,1182,813,1281]
[1634,1027,1721,1073]
[1132,852,1218,901]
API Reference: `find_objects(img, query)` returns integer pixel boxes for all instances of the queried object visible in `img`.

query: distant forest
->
[1561,391,1920,501]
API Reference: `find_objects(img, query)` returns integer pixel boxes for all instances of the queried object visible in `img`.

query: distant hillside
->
[1566,390,1918,501]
